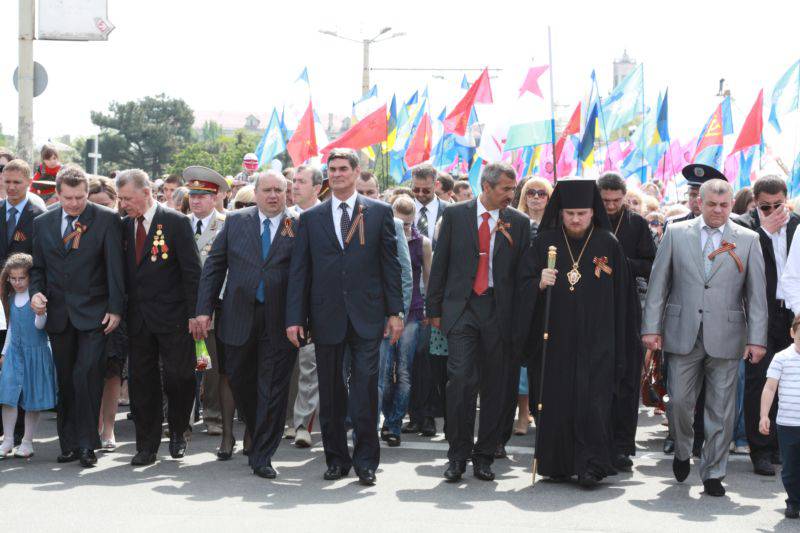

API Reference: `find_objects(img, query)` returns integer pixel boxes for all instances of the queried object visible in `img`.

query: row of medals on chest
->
[152,228,167,261]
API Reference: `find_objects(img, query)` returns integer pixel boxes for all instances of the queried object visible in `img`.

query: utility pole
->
[18,0,35,163]
[88,134,101,174]
[362,39,370,96]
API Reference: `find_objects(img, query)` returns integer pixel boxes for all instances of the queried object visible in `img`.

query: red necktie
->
[473,212,491,295]
[135,215,146,264]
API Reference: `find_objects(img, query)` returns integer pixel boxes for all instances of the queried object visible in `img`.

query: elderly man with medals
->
[518,177,631,487]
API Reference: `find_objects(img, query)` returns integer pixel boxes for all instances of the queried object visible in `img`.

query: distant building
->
[613,50,636,89]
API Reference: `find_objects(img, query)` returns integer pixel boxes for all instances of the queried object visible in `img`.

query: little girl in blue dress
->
[0,253,57,459]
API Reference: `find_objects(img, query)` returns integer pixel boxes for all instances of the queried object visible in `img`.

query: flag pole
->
[640,63,646,183]
[547,25,558,182]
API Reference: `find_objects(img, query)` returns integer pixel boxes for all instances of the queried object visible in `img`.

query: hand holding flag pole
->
[533,245,557,485]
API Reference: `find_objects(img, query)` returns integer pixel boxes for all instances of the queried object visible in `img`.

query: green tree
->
[168,129,262,176]
[91,94,195,178]
[200,121,223,142]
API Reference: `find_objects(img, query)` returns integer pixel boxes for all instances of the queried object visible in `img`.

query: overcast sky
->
[1,0,799,157]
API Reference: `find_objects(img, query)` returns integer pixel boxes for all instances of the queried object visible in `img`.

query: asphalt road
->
[0,407,793,532]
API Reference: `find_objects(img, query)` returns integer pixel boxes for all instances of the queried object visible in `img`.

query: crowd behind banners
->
[0,143,798,519]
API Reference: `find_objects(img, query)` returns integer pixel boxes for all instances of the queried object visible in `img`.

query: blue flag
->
[468,157,483,196]
[255,109,286,166]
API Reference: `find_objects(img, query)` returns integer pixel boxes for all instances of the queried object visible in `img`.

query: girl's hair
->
[0,253,33,321]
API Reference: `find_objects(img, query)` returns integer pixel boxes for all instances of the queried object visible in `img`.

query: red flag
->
[732,89,763,154]
[404,112,433,167]
[555,102,581,163]
[443,69,493,136]
[321,104,387,160]
[286,102,318,166]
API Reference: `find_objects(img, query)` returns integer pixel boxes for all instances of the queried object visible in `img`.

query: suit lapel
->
[137,205,160,269]
[707,222,734,280]
[688,218,705,279]
[319,199,341,250]
[54,207,68,257]
[66,203,95,255]
[264,212,288,264]
[493,208,508,259]
[468,199,479,254]
[195,215,215,252]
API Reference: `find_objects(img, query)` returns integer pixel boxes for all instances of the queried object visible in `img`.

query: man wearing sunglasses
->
[742,175,800,476]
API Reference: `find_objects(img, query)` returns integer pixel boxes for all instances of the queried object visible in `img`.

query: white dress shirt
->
[190,212,215,235]
[414,197,440,241]
[135,201,158,236]
[258,210,282,243]
[61,208,84,235]
[700,219,725,253]
[6,197,28,225]
[781,230,800,313]
[331,190,358,248]
[476,197,499,288]
[291,199,321,216]
[759,221,789,300]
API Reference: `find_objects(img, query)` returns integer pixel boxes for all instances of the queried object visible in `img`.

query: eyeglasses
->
[526,189,548,198]
[758,202,784,213]
[412,187,432,194]
[649,219,661,227]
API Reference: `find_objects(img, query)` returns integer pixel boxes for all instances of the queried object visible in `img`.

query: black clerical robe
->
[521,226,629,479]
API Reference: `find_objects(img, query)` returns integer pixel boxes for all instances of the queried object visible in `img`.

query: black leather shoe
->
[78,448,97,467]
[385,434,401,447]
[357,469,376,485]
[443,460,466,482]
[420,417,437,437]
[703,478,726,497]
[254,464,277,479]
[578,472,600,488]
[131,451,157,466]
[57,450,79,463]
[753,456,776,476]
[216,442,236,461]
[786,502,799,519]
[323,465,349,480]
[473,462,495,481]
[169,437,187,459]
[612,453,633,472]
[662,437,675,455]
[401,421,421,434]
[771,450,782,465]
[494,444,507,459]
[380,426,390,442]
[673,457,690,482]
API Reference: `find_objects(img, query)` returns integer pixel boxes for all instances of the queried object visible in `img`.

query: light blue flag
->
[297,67,309,84]
[790,152,800,197]
[769,59,800,134]
[255,109,286,167]
[468,157,483,196]
[601,63,644,139]
[461,74,470,90]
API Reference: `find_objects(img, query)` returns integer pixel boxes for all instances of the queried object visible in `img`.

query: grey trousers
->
[285,343,319,431]
[666,330,739,481]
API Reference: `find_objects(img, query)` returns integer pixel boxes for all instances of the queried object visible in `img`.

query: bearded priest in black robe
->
[518,177,631,487]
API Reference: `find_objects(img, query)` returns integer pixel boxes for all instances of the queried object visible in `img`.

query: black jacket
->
[735,208,800,339]
[286,194,403,344]
[0,198,44,263]
[122,204,201,335]
[426,199,530,343]
[609,208,657,280]
[197,207,298,349]
[30,202,125,333]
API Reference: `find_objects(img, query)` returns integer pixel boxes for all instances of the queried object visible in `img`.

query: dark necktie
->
[417,205,429,236]
[473,212,491,295]
[135,215,146,264]
[7,206,18,243]
[63,215,77,250]
[256,218,271,303]
[195,219,203,236]
[339,203,352,245]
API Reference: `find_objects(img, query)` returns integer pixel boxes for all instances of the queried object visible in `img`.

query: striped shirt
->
[767,345,800,427]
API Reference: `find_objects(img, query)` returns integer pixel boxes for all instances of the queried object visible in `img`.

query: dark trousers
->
[316,321,381,473]
[500,361,521,446]
[745,308,791,461]
[778,424,800,506]
[407,330,427,424]
[445,292,508,464]
[415,325,448,421]
[50,322,107,453]
[225,304,297,469]
[612,346,645,456]
[129,326,195,453]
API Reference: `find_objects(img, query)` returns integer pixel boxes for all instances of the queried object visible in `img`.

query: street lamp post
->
[319,27,405,97]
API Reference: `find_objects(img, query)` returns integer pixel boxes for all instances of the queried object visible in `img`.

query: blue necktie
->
[7,206,18,243]
[256,218,271,303]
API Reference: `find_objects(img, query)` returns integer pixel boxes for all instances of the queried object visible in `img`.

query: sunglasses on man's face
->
[234,201,256,209]
[526,189,548,198]
[758,202,784,213]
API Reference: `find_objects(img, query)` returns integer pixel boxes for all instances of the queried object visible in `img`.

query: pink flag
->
[602,140,627,171]
[723,152,740,184]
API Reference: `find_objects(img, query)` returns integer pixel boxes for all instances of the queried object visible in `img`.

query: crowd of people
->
[0,143,798,519]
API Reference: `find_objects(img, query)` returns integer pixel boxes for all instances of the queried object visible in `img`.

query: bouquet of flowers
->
[195,339,212,371]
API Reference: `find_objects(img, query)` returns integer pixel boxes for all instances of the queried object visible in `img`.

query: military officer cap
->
[681,164,726,187]
[184,166,230,195]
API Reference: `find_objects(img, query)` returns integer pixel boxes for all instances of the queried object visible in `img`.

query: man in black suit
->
[0,159,45,445]
[735,175,798,476]
[117,168,201,466]
[597,171,657,471]
[426,162,530,482]
[286,148,403,486]
[30,164,124,467]
[196,170,299,479]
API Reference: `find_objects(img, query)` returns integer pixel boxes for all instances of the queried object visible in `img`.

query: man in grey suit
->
[642,178,768,497]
